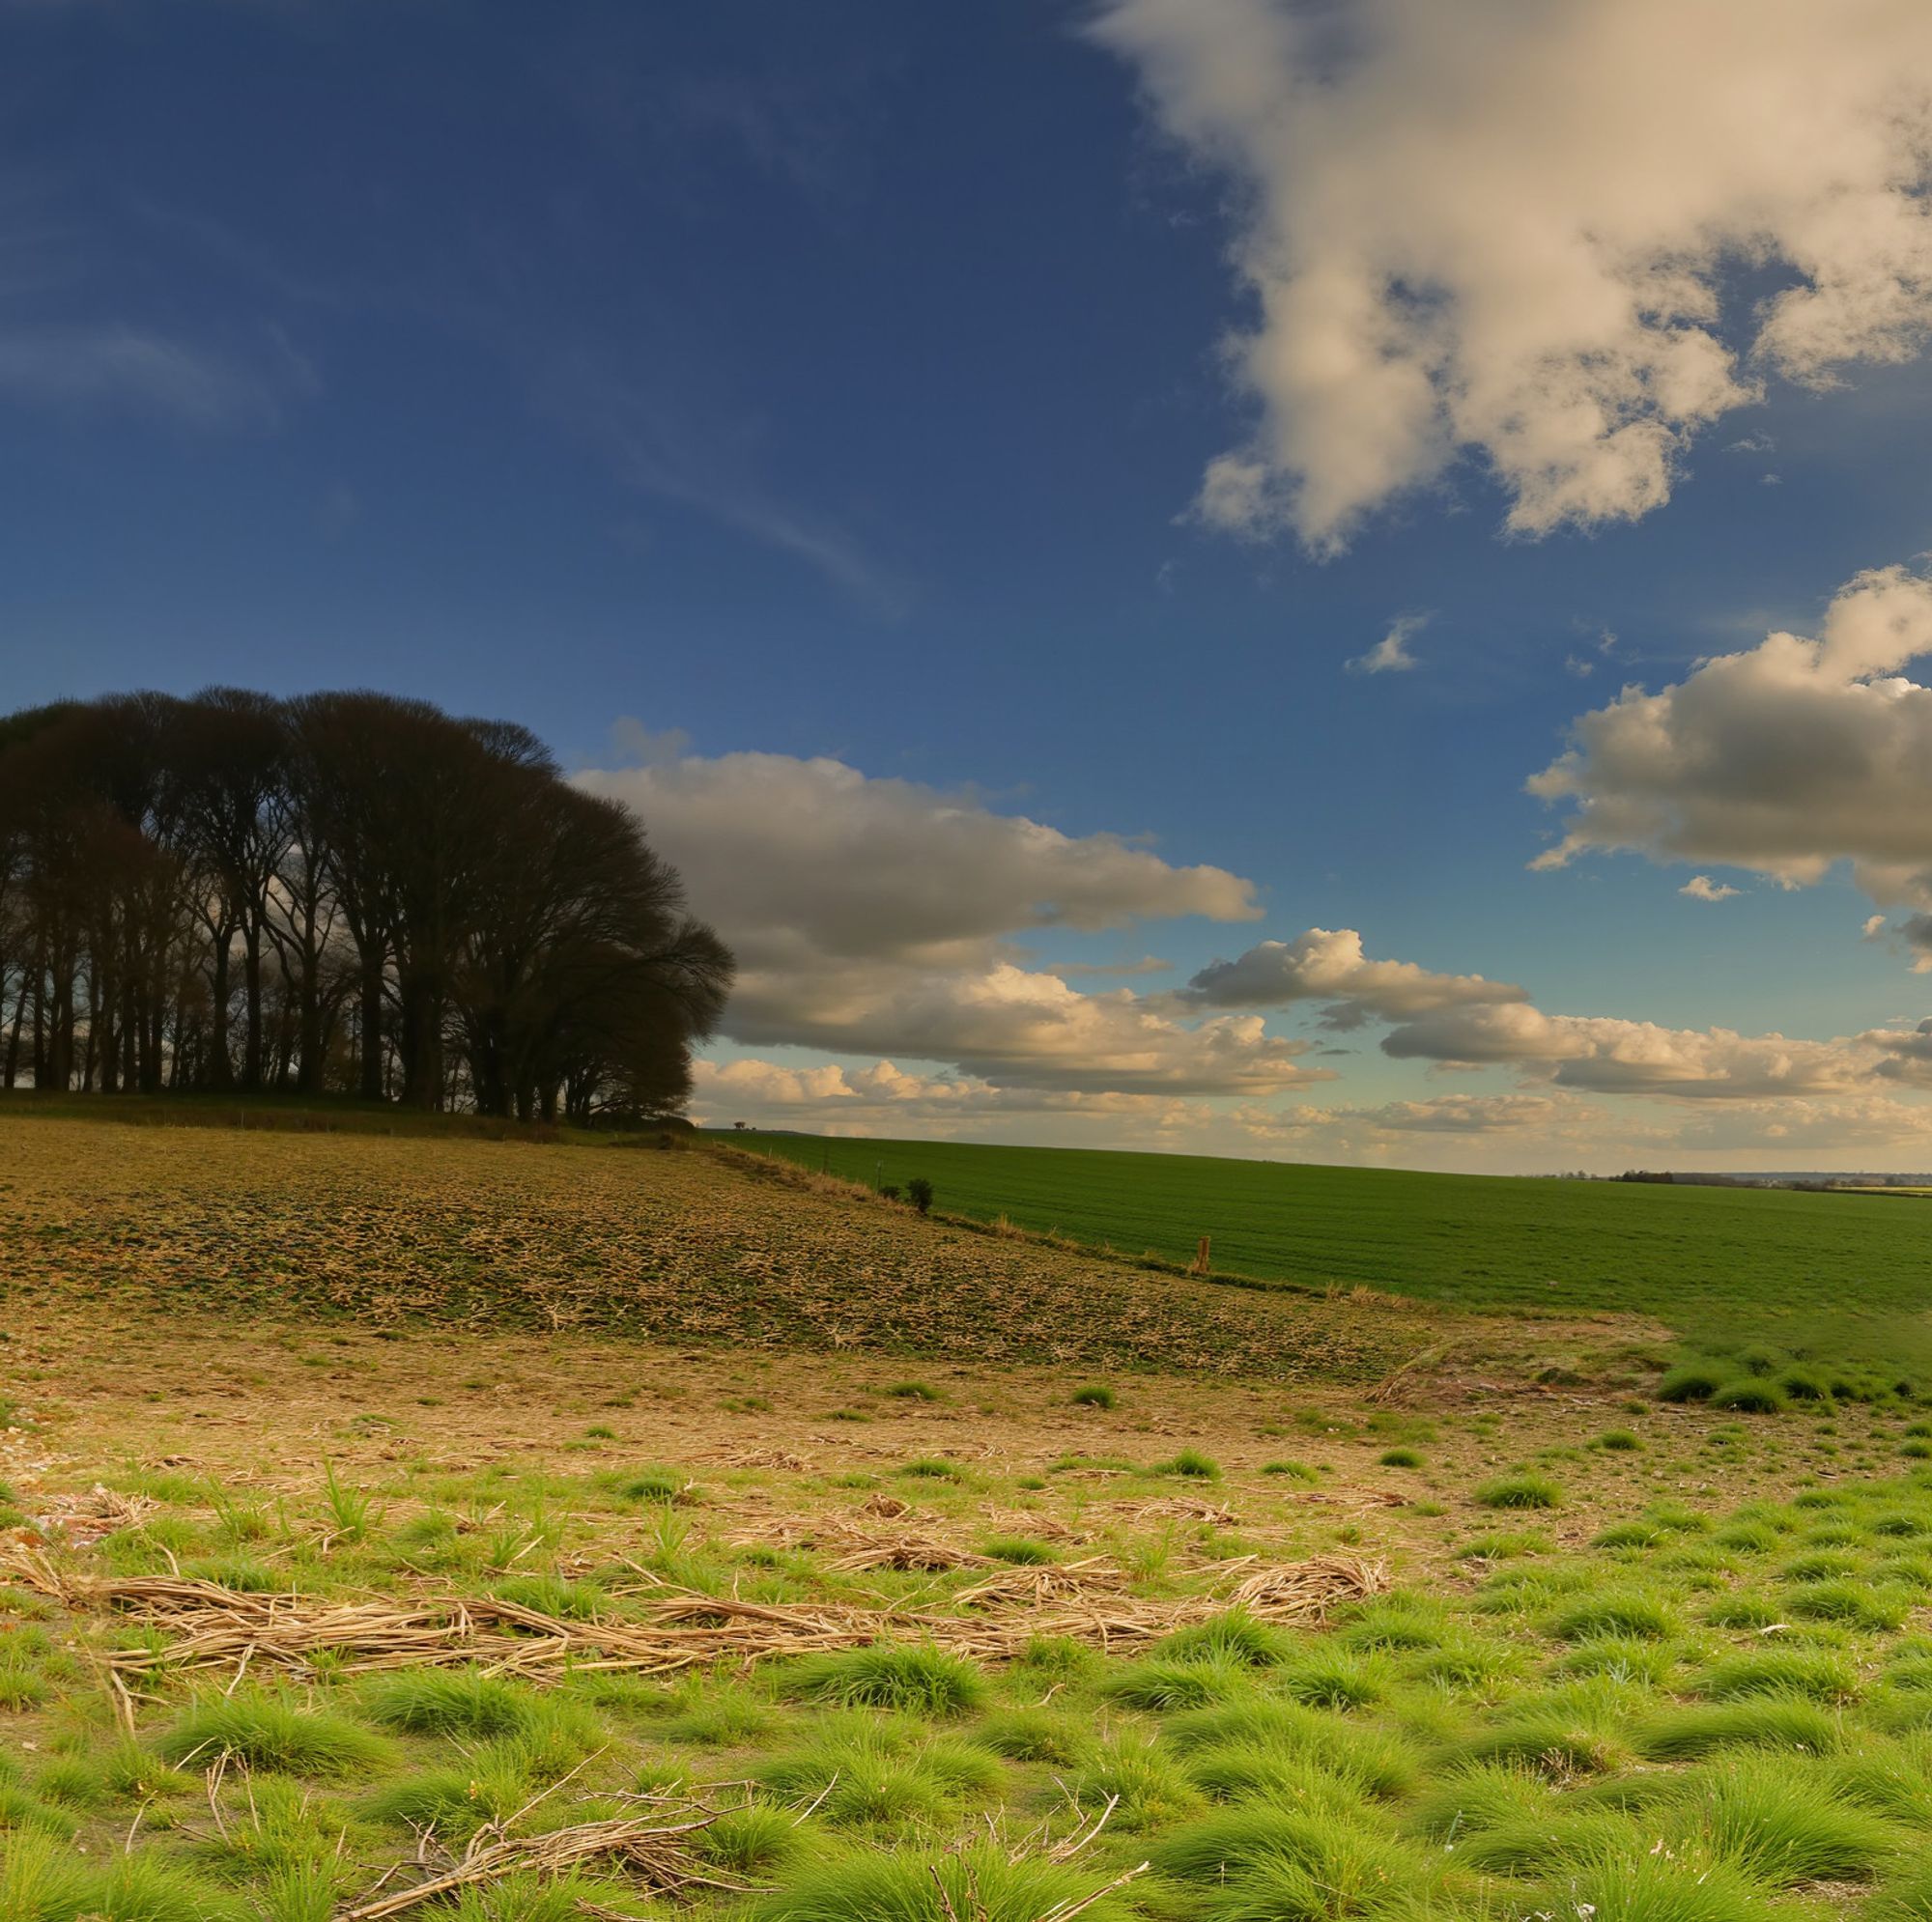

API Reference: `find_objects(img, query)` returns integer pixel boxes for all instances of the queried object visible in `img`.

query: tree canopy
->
[0,689,733,1121]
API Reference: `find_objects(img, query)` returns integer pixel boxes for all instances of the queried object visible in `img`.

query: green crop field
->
[723,1132,1932,1342]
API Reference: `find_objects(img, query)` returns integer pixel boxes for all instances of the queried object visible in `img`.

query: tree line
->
[0,689,733,1121]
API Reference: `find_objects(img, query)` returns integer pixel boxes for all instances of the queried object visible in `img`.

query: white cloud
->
[1347,612,1427,675]
[1179,926,1524,1029]
[1530,565,1932,909]
[1680,876,1742,903]
[580,744,1257,971]
[690,1056,1209,1138]
[1091,0,1932,551]
[577,743,1322,1097]
[1382,1001,1889,1101]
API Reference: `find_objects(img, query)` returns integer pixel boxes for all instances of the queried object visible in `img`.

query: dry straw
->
[2,1543,1385,1682]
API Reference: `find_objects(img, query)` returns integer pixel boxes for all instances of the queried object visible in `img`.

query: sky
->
[11,0,1932,1173]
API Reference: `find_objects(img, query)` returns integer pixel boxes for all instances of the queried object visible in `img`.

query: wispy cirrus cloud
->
[540,357,907,616]
[0,322,303,428]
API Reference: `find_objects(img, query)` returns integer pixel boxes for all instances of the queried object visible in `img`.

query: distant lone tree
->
[0,689,732,1118]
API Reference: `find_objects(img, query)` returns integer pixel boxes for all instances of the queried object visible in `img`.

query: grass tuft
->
[1475,1472,1564,1510]
[157,1687,393,1777]
[787,1643,985,1714]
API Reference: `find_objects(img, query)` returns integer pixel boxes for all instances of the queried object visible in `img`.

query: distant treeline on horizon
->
[0,690,733,1122]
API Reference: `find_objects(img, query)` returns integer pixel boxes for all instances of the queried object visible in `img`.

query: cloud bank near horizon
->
[579,717,1932,1169]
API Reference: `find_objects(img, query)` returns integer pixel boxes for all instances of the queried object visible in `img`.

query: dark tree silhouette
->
[0,689,731,1118]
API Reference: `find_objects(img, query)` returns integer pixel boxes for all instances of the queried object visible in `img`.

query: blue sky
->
[12,0,1932,1169]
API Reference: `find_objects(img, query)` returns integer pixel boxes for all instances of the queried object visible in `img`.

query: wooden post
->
[1192,1234,1211,1276]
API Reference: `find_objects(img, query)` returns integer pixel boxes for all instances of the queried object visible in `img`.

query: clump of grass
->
[3,1836,253,1922]
[757,1727,998,1828]
[1274,1651,1387,1710]
[1378,1447,1423,1468]
[1151,1806,1447,1918]
[1557,1637,1677,1686]
[1548,1592,1677,1642]
[1710,1378,1790,1415]
[1156,1609,1295,1669]
[980,1535,1057,1566]
[318,1458,382,1542]
[696,1804,813,1879]
[357,1668,540,1739]
[1592,1520,1666,1550]
[1529,1844,1776,1922]
[751,1845,1133,1922]
[1697,1651,1858,1704]
[1451,1705,1631,1777]
[1456,1807,1641,1875]
[1070,1383,1116,1408]
[1101,1657,1249,1712]
[1410,1762,1554,1840]
[1657,1361,1726,1402]
[658,1687,778,1748]
[1066,1733,1206,1832]
[362,1748,543,1843]
[885,1379,939,1400]
[1704,1593,1787,1629]
[897,1456,965,1482]
[1681,1752,1901,1885]
[1262,1459,1319,1482]
[970,1708,1089,1766]
[1335,1597,1449,1653]
[1475,1472,1563,1510]
[1594,1428,1642,1451]
[1147,1448,1221,1480]
[487,1573,608,1620]
[1635,1698,1842,1759]
[158,1687,392,1777]
[1454,1529,1550,1561]
[617,1466,691,1504]
[1778,1366,1833,1401]
[1165,1700,1420,1799]
[1786,1580,1909,1629]
[787,1644,984,1714]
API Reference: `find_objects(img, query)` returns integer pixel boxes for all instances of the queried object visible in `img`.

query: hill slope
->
[727,1131,1932,1335]
[0,1116,1449,1382]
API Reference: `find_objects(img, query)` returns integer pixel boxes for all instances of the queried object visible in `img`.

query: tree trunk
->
[358,951,384,1101]
[242,919,264,1089]
[208,923,234,1089]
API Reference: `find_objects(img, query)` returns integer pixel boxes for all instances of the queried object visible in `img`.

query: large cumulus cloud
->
[579,743,1326,1097]
[1383,1002,1889,1101]
[1091,0,1932,551]
[1179,926,1525,1029]
[1529,566,1932,906]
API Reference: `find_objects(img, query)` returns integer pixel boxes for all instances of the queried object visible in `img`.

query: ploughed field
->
[10,1114,1932,1921]
[727,1131,1932,1337]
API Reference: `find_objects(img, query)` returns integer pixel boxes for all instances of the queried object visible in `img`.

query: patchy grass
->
[13,1112,1932,1922]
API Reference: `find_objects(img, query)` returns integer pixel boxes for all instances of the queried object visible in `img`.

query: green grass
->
[752,1845,1137,1922]
[785,1644,986,1714]
[1476,1471,1565,1510]
[156,1688,394,1776]
[35,1436,1932,1922]
[723,1129,1932,1337]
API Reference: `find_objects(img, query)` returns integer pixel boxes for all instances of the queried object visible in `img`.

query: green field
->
[724,1132,1932,1340]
